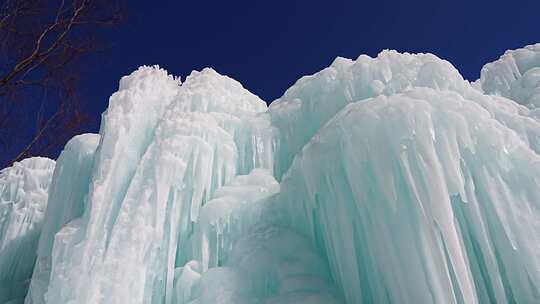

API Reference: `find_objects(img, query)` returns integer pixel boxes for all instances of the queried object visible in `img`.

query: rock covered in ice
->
[479,43,540,108]
[0,157,55,303]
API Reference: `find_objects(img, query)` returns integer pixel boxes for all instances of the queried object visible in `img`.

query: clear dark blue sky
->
[83,0,540,133]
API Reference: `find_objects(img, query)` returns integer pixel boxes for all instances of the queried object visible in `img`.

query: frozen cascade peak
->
[479,43,540,108]
[175,68,268,115]
[0,44,537,304]
[27,65,276,304]
[268,49,540,178]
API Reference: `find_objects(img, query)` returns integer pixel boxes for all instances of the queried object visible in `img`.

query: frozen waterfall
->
[0,44,538,304]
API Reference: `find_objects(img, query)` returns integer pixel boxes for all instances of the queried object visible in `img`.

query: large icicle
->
[41,67,273,304]
[44,66,181,304]
[25,134,100,304]
[280,87,540,303]
[0,157,55,303]
[78,111,239,304]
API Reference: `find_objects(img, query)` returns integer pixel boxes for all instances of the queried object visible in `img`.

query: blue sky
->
[84,0,540,128]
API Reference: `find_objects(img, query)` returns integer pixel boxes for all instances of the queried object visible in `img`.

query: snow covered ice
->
[0,44,539,303]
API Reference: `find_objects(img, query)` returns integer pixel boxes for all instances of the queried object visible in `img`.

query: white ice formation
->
[0,44,539,304]
[0,157,55,304]
[479,43,540,109]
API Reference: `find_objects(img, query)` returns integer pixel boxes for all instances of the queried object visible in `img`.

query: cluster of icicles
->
[1,43,540,304]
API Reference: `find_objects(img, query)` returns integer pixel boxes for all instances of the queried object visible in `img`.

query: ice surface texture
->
[0,157,55,303]
[479,43,540,109]
[0,44,537,304]
[25,134,100,304]
[280,88,540,303]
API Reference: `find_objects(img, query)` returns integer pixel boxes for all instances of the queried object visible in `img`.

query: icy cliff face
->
[0,44,539,304]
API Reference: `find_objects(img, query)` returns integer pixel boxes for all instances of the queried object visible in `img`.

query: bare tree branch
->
[0,0,123,167]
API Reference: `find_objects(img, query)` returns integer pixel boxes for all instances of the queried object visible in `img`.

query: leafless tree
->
[0,0,122,167]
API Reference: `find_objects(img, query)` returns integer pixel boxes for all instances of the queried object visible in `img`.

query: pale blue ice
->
[0,44,539,304]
